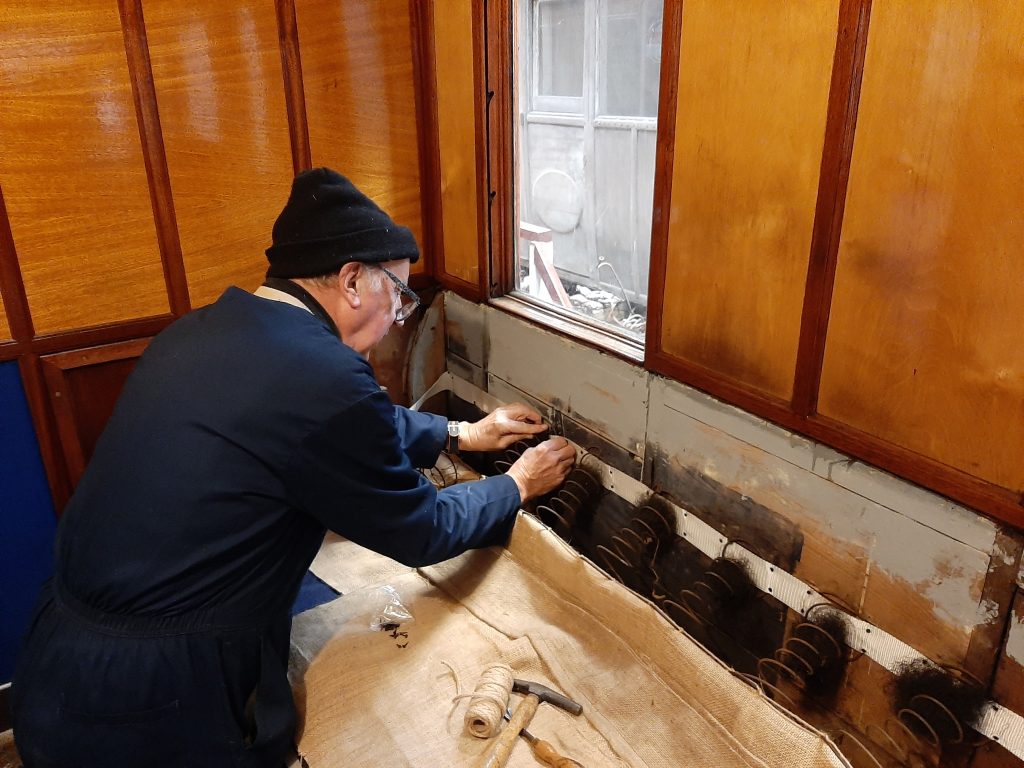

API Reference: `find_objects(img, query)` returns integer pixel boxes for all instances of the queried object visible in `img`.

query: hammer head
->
[512,679,583,716]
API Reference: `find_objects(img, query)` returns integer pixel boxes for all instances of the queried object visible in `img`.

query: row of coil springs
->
[491,439,988,768]
[494,440,603,539]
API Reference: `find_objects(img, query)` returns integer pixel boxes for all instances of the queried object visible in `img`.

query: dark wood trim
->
[642,0,684,366]
[807,415,1024,528]
[437,273,484,304]
[0,340,28,362]
[275,0,312,175]
[0,181,34,342]
[117,0,191,318]
[1,316,170,359]
[408,272,439,292]
[30,315,171,356]
[17,353,69,511]
[481,0,514,298]
[791,0,873,416]
[647,347,1024,527]
[647,348,799,428]
[41,338,152,487]
[409,0,444,280]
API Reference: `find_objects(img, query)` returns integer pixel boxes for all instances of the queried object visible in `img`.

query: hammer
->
[477,679,583,768]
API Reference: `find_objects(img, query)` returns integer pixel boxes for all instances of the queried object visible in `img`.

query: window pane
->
[517,0,663,344]
[599,0,662,117]
[537,0,584,99]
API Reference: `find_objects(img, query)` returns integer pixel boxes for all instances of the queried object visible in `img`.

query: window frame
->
[491,0,663,359]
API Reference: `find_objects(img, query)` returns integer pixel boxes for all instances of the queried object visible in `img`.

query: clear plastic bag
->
[368,585,414,632]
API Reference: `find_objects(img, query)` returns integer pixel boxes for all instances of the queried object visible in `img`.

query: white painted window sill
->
[490,293,645,365]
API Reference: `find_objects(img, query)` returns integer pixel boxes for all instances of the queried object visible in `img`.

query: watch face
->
[448,422,460,437]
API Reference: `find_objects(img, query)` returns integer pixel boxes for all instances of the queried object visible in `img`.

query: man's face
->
[354,259,412,354]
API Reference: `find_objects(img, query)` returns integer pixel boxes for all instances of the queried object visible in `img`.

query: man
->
[12,168,575,767]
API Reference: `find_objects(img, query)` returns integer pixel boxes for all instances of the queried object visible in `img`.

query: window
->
[513,0,664,344]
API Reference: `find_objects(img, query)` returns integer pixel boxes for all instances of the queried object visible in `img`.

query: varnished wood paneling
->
[0,296,9,342]
[434,0,483,288]
[295,0,425,275]
[658,1,840,400]
[819,1,1024,491]
[144,2,294,307]
[41,339,149,491]
[0,2,169,334]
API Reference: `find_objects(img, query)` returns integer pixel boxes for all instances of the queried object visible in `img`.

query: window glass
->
[536,0,585,101]
[516,0,663,343]
[599,0,662,117]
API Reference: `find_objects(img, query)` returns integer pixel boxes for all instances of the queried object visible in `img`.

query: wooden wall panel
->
[40,339,149,501]
[656,1,839,400]
[295,0,426,275]
[0,298,9,342]
[819,1,1024,492]
[433,0,481,287]
[0,2,169,334]
[144,2,295,307]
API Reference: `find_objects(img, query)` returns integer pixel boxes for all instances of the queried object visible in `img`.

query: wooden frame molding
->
[117,0,191,318]
[792,0,873,417]
[275,0,312,175]
[409,0,444,283]
[40,338,151,495]
[0,182,34,345]
[642,0,684,371]
[482,0,515,299]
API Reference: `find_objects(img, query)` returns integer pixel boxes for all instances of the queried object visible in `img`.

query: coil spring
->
[535,465,602,540]
[865,664,986,768]
[653,555,755,632]
[492,437,537,475]
[595,501,675,585]
[495,440,603,540]
[755,603,849,710]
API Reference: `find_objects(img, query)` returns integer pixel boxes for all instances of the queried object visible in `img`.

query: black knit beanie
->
[265,168,419,278]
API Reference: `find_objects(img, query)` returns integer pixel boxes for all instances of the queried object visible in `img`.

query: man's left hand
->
[458,403,548,452]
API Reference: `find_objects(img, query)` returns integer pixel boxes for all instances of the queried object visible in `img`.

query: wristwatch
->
[446,421,460,453]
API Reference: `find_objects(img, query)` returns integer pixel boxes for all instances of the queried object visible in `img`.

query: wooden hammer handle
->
[530,736,580,767]
[477,694,540,768]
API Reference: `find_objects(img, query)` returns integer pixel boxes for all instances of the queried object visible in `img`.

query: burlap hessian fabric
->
[290,514,851,768]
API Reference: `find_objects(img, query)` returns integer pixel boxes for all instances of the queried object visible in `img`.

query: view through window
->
[514,0,663,343]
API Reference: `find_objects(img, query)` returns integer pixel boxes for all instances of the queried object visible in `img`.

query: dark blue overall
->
[11,287,520,767]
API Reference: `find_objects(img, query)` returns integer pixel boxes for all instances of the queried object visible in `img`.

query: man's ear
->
[338,262,363,308]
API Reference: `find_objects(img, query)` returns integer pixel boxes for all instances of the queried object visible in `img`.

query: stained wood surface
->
[658,0,839,400]
[144,1,294,306]
[295,0,425,274]
[41,338,149,491]
[433,0,481,286]
[0,2,169,334]
[0,300,9,342]
[819,1,1024,492]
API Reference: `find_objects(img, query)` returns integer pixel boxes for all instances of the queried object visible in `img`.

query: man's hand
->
[506,436,576,503]
[458,403,548,452]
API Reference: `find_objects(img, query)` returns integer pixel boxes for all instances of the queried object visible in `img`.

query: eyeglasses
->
[375,265,421,323]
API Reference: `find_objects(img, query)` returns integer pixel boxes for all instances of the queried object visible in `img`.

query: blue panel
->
[0,361,56,682]
[291,570,340,617]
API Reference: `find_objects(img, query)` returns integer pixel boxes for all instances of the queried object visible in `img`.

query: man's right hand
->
[506,436,576,503]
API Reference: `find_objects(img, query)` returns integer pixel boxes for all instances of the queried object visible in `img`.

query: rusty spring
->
[494,441,603,540]
[595,501,676,585]
[754,603,850,711]
[535,465,602,540]
[654,554,755,630]
[865,664,987,768]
